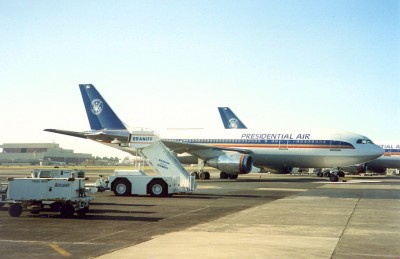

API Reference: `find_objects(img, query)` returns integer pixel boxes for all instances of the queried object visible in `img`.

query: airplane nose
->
[373,144,384,157]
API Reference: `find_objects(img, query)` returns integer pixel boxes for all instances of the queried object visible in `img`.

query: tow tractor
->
[95,129,197,197]
[0,174,96,218]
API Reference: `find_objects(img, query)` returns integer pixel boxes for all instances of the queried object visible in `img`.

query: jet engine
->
[206,153,253,174]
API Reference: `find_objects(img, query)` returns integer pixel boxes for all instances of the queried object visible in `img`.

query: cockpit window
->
[356,139,374,144]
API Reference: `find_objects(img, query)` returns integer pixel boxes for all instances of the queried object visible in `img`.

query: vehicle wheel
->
[77,206,89,217]
[149,180,167,197]
[338,171,345,177]
[229,174,238,179]
[191,172,199,179]
[330,174,339,182]
[316,172,323,177]
[49,202,62,212]
[30,207,41,214]
[220,172,228,179]
[204,172,210,180]
[113,179,131,196]
[60,203,74,218]
[9,203,23,217]
[199,172,206,180]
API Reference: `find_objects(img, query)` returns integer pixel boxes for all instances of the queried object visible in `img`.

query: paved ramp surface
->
[97,179,400,259]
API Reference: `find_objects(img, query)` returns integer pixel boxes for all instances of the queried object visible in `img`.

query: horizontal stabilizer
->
[44,129,88,139]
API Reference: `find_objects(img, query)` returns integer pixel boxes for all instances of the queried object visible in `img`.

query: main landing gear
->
[316,169,345,182]
[191,171,210,180]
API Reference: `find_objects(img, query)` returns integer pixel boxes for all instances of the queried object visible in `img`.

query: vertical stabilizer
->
[218,107,247,129]
[79,84,127,130]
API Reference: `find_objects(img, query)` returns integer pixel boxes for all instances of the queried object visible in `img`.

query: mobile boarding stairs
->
[96,129,196,197]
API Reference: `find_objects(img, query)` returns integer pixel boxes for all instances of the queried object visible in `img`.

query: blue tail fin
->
[79,84,127,130]
[218,107,247,129]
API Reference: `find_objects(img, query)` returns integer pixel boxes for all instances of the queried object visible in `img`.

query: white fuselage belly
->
[249,148,378,168]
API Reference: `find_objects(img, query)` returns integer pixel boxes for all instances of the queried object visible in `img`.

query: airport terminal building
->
[0,143,93,165]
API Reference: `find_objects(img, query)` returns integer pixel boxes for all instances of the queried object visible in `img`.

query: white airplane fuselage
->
[141,128,383,169]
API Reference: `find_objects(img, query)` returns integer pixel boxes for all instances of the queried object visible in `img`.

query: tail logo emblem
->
[91,99,103,115]
[228,118,239,129]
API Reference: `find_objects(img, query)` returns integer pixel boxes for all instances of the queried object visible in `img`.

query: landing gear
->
[329,174,339,182]
[328,170,345,182]
[191,171,210,180]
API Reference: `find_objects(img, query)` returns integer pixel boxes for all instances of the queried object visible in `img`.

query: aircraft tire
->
[199,172,206,180]
[329,174,339,182]
[204,172,210,180]
[229,174,238,179]
[9,203,23,217]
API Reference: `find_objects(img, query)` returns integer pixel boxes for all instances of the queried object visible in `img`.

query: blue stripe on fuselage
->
[163,139,355,149]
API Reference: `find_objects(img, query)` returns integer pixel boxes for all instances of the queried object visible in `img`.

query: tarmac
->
[1,169,399,259]
[96,178,400,259]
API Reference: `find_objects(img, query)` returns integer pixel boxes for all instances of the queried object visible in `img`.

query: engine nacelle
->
[206,153,253,174]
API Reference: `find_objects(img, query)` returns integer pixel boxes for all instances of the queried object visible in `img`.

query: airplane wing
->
[44,129,130,143]
[161,139,254,160]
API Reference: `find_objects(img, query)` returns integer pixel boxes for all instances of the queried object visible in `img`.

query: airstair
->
[128,129,196,193]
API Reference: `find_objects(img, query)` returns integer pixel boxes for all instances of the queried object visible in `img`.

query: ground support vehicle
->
[2,177,96,217]
[95,130,196,197]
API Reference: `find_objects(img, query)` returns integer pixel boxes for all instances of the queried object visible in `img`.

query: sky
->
[0,0,399,158]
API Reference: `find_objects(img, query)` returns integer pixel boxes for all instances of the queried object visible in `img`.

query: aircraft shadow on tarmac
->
[26,213,164,222]
[1,205,164,222]
[92,202,155,207]
[228,177,328,183]
[176,193,265,199]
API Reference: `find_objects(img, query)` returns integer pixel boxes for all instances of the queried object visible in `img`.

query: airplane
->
[45,85,384,182]
[342,143,400,175]
[218,107,400,177]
